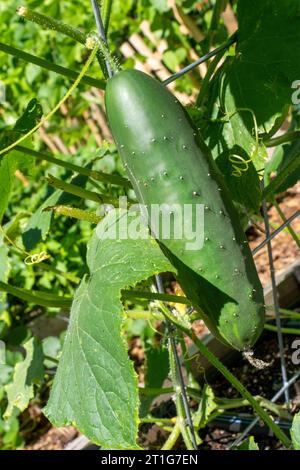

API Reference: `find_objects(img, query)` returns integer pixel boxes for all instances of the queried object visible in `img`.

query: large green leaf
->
[201,0,300,212]
[291,412,300,450]
[0,99,42,223]
[234,0,300,132]
[4,337,44,418]
[201,59,263,213]
[0,233,10,313]
[44,209,174,449]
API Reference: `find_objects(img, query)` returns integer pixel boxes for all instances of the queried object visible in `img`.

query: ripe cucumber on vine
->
[99,37,265,354]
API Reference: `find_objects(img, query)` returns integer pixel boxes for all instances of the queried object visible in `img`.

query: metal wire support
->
[155,275,198,450]
[90,0,113,78]
[252,209,300,256]
[231,368,300,448]
[261,184,290,405]
[162,32,237,86]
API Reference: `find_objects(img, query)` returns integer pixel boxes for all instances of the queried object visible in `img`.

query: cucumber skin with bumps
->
[105,69,265,351]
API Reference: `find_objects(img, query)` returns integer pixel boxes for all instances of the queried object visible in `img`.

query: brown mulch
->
[24,427,78,451]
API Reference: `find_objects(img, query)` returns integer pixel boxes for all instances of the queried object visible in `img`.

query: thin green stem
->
[125,309,164,320]
[45,174,120,206]
[16,146,131,188]
[168,339,194,450]
[44,355,59,365]
[44,205,102,224]
[0,46,99,157]
[139,386,174,397]
[263,143,300,200]
[102,0,114,35]
[179,332,200,390]
[36,262,80,285]
[264,131,300,147]
[196,50,224,107]
[17,6,106,73]
[122,290,190,305]
[17,6,86,44]
[272,199,300,249]
[214,396,291,421]
[209,0,227,34]
[0,281,72,308]
[265,305,300,320]
[140,386,202,401]
[262,106,290,140]
[162,421,181,450]
[0,41,105,89]
[264,324,300,335]
[140,417,175,425]
[159,308,291,448]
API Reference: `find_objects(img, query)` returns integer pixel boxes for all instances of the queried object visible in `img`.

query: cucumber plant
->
[0,0,299,451]
[105,69,265,352]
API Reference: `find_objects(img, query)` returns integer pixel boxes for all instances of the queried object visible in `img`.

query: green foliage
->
[0,99,42,223]
[232,436,259,450]
[291,412,300,450]
[4,337,44,418]
[0,0,298,451]
[235,0,300,132]
[193,385,217,430]
[44,209,174,449]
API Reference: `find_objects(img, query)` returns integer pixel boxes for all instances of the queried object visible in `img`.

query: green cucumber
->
[105,69,265,351]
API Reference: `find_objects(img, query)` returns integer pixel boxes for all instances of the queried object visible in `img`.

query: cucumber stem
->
[155,276,198,450]
[16,6,107,76]
[265,324,300,335]
[15,146,132,188]
[168,334,195,450]
[162,421,181,450]
[0,281,72,308]
[45,174,120,206]
[262,144,300,200]
[44,205,102,224]
[17,6,87,44]
[122,289,191,305]
[265,130,300,147]
[0,41,104,89]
